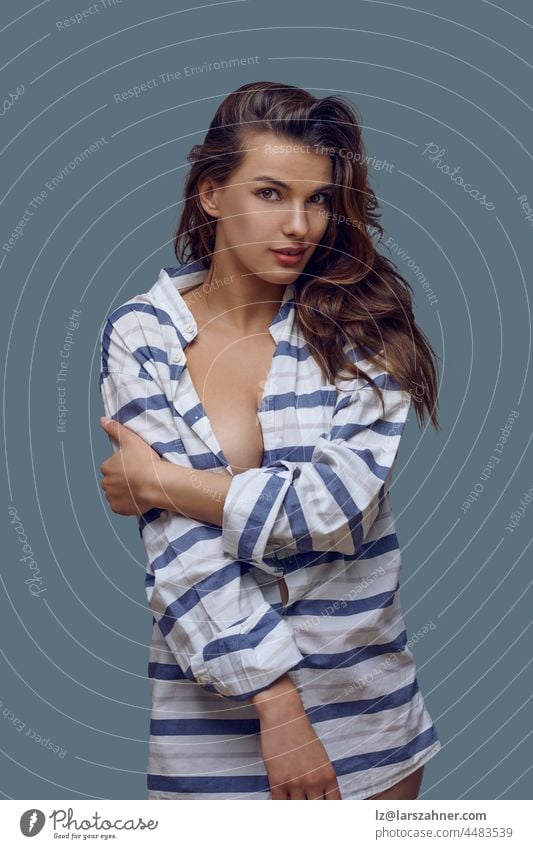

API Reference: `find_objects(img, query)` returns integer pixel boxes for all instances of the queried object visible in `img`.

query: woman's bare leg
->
[365,765,424,800]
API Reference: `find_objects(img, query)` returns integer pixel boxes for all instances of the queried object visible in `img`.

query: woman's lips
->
[270,249,306,267]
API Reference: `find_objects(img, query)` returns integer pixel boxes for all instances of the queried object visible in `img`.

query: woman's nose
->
[282,204,309,237]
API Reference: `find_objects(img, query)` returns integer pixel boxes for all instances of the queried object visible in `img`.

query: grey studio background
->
[1,0,532,801]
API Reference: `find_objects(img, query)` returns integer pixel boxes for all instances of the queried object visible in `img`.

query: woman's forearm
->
[251,673,305,717]
[148,461,233,526]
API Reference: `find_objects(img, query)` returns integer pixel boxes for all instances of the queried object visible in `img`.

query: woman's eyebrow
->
[251,175,334,191]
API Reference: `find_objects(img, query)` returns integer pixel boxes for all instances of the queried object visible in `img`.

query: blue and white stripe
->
[99,260,441,799]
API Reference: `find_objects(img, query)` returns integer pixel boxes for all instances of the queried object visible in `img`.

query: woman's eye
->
[256,188,281,201]
[309,192,331,205]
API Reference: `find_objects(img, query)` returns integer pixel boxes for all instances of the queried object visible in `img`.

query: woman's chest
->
[173,330,337,473]
[183,327,278,474]
[155,292,338,478]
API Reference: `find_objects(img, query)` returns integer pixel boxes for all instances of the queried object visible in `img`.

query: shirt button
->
[171,350,184,363]
[184,322,195,335]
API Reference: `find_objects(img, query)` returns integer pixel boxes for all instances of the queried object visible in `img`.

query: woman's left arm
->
[219,379,412,567]
[100,374,411,568]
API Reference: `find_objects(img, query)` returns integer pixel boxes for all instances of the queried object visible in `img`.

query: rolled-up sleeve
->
[99,305,304,701]
[221,376,411,569]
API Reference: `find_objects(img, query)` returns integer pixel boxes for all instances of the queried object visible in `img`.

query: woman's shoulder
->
[102,271,189,379]
[335,338,410,406]
[104,268,187,341]
[335,338,383,387]
[105,295,171,332]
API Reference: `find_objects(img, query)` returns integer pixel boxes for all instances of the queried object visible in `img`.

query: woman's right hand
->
[252,675,342,800]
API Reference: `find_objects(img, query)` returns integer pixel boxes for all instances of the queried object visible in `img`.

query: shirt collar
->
[148,260,297,345]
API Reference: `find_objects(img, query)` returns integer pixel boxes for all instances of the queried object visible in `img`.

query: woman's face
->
[198,131,334,285]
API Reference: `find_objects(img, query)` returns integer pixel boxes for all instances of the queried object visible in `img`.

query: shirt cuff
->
[188,601,304,701]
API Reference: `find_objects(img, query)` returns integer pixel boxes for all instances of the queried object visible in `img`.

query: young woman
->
[99,81,442,800]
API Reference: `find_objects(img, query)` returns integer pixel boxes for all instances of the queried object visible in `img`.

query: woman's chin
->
[251,267,303,285]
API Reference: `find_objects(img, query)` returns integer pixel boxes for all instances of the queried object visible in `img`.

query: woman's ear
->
[198,175,222,219]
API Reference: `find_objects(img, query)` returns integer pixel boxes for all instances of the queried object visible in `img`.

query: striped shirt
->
[99,260,441,799]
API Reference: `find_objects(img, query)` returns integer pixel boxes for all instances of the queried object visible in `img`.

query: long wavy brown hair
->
[173,81,440,430]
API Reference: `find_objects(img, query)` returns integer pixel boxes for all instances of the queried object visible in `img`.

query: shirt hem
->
[339,738,443,800]
[146,739,443,801]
